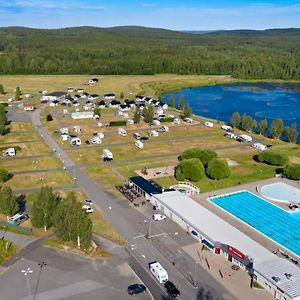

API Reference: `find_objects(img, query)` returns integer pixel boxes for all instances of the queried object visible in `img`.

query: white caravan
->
[118,128,127,137]
[134,140,144,149]
[204,121,214,128]
[70,138,81,147]
[148,130,159,137]
[221,124,232,131]
[2,147,16,157]
[91,137,102,144]
[149,261,168,283]
[102,149,113,161]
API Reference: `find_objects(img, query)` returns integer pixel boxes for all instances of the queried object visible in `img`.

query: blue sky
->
[0,0,300,30]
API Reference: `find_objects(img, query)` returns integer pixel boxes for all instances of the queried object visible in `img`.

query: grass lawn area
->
[4,171,73,190]
[1,157,62,172]
[0,131,42,143]
[8,122,36,133]
[0,238,18,264]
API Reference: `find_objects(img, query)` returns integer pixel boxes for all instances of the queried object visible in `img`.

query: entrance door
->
[228,255,232,262]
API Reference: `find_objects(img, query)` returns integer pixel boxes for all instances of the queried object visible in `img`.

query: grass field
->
[0,238,18,264]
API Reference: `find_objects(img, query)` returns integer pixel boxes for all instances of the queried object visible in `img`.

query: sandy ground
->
[136,166,175,179]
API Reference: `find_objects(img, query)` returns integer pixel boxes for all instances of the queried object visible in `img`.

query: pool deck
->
[193,177,300,264]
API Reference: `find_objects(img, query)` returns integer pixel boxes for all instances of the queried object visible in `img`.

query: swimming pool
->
[211,191,300,257]
[260,182,300,204]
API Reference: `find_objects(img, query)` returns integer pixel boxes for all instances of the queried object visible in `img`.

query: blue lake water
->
[163,83,300,142]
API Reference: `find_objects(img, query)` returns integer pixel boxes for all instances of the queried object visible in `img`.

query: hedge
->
[160,117,175,123]
[206,158,230,180]
[283,163,300,180]
[109,121,127,127]
[258,150,288,166]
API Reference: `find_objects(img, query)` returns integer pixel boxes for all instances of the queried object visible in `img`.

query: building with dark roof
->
[128,176,162,200]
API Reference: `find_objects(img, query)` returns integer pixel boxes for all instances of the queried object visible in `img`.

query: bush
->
[258,150,288,166]
[0,169,10,182]
[206,158,231,180]
[46,114,53,122]
[176,158,205,182]
[180,148,217,166]
[109,121,127,127]
[283,163,300,180]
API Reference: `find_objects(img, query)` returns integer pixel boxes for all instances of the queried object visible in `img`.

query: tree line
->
[0,27,300,79]
[230,112,298,143]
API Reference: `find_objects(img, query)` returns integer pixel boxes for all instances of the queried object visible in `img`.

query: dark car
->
[140,136,149,141]
[127,284,146,295]
[164,281,180,298]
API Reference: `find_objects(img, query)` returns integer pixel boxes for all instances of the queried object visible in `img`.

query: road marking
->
[132,234,146,239]
[149,233,167,238]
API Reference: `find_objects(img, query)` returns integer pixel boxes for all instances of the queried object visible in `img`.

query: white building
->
[71,111,94,120]
[41,91,66,102]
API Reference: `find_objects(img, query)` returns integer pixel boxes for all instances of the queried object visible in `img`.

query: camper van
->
[221,125,232,131]
[134,140,144,149]
[59,127,69,135]
[184,117,193,124]
[70,138,81,147]
[91,137,102,144]
[148,130,159,137]
[149,261,168,284]
[238,134,252,142]
[2,148,16,157]
[204,121,214,128]
[94,132,105,139]
[159,125,169,132]
[151,120,161,126]
[252,143,267,151]
[61,134,70,141]
[102,149,113,161]
[118,128,127,137]
[8,213,29,225]
[133,133,142,140]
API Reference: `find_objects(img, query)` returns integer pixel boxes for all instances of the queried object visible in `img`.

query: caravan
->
[2,148,16,157]
[149,261,168,283]
[134,140,144,149]
[204,121,214,128]
[70,138,81,147]
[91,137,102,144]
[118,128,127,137]
[148,130,159,137]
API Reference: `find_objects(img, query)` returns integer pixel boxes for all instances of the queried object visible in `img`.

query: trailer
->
[59,127,69,134]
[102,149,113,161]
[134,140,144,149]
[148,130,159,137]
[118,128,127,137]
[91,137,102,144]
[70,138,81,147]
[221,124,232,131]
[61,134,70,141]
[149,261,168,283]
[252,142,267,151]
[239,134,253,142]
[204,121,214,128]
[2,147,16,157]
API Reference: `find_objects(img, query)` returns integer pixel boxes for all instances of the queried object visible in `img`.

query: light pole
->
[193,260,198,288]
[143,219,154,241]
[21,267,33,300]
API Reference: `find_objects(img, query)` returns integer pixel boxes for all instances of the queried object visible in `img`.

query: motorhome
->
[118,128,127,137]
[184,117,193,123]
[59,127,69,135]
[133,133,142,140]
[94,132,105,139]
[238,134,253,142]
[151,120,161,126]
[159,125,169,132]
[204,121,214,128]
[134,140,144,149]
[70,138,81,147]
[224,132,236,139]
[61,134,70,141]
[148,130,159,137]
[8,213,29,225]
[2,148,16,157]
[149,261,168,284]
[102,149,113,161]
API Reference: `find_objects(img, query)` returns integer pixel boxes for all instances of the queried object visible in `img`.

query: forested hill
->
[0,26,300,79]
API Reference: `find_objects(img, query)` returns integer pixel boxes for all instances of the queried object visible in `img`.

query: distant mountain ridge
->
[0,26,299,79]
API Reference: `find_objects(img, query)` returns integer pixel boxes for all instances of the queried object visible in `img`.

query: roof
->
[46,91,66,97]
[129,176,162,195]
[153,191,274,264]
[255,258,300,299]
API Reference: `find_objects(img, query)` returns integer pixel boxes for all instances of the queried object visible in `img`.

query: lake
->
[163,83,300,143]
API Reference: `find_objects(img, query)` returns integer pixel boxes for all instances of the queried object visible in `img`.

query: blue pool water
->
[260,182,300,204]
[211,191,300,257]
[163,83,300,143]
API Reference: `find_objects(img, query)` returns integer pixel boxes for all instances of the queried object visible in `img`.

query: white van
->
[184,117,193,123]
[134,140,144,149]
[159,125,169,132]
[102,149,113,161]
[118,128,127,137]
[70,137,81,147]
[133,133,142,140]
[8,213,29,225]
[149,261,168,284]
[204,121,214,128]
[239,134,252,142]
[151,120,161,126]
[2,148,16,157]
[221,124,232,131]
[252,143,267,151]
[148,130,159,137]
[153,214,166,221]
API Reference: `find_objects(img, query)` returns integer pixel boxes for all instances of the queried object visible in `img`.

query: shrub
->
[160,117,175,123]
[206,158,230,180]
[109,121,127,127]
[258,150,288,166]
[180,148,217,166]
[0,169,10,182]
[176,158,205,182]
[283,163,300,180]
[46,114,53,122]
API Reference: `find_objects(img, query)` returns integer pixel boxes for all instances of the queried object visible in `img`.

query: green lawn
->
[0,238,18,264]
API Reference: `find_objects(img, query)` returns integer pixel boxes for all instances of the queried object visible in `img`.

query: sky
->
[0,0,300,30]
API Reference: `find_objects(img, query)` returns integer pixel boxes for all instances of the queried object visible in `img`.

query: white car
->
[153,214,166,221]
[82,205,94,213]
[184,117,193,123]
[84,199,93,205]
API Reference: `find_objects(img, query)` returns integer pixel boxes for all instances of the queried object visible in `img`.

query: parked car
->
[84,199,93,205]
[153,214,166,221]
[82,205,93,213]
[164,281,180,298]
[184,117,193,123]
[127,284,146,295]
[133,133,142,140]
[8,213,29,225]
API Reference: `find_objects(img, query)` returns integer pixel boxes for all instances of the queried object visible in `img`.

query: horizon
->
[0,1,300,30]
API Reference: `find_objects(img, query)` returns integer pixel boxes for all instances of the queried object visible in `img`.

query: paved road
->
[14,185,78,195]
[0,230,36,248]
[5,104,238,300]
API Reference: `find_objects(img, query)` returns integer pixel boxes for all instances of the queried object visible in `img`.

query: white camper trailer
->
[61,134,70,141]
[2,147,16,157]
[70,138,81,147]
[102,149,113,161]
[159,125,169,132]
[238,134,253,142]
[252,143,267,151]
[118,128,127,137]
[148,130,159,137]
[149,261,168,284]
[59,127,69,135]
[221,124,232,131]
[91,137,102,144]
[134,140,144,149]
[94,132,105,139]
